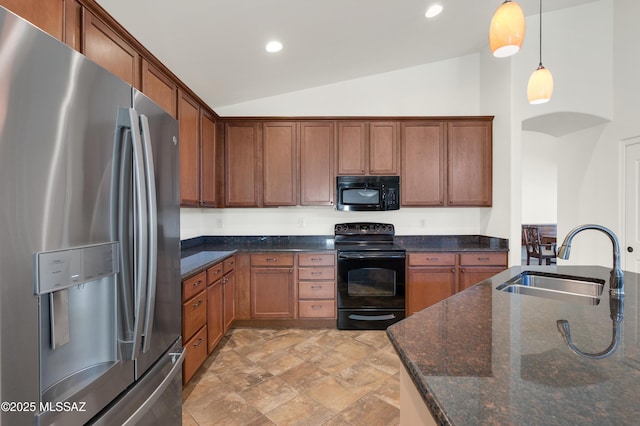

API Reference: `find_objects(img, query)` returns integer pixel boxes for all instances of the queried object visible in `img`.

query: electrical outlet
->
[419,219,426,228]
[298,218,305,228]
[216,218,223,229]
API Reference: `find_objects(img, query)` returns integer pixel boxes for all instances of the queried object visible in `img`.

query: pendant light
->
[489,1,526,58]
[527,0,553,104]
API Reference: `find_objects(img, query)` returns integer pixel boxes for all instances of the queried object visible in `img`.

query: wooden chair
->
[522,226,556,265]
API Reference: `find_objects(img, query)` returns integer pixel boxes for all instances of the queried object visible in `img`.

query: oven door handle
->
[338,252,406,260]
[349,313,397,321]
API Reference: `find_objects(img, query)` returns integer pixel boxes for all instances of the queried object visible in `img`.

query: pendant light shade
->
[527,65,553,104]
[528,0,553,104]
[489,1,526,58]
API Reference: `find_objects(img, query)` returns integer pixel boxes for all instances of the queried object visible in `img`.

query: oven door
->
[337,251,405,308]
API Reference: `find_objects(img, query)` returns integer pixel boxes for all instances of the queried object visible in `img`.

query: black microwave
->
[336,176,400,211]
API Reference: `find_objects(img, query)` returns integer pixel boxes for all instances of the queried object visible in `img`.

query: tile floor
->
[182,328,400,426]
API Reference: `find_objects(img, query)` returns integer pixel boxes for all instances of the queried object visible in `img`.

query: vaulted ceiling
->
[96,0,598,109]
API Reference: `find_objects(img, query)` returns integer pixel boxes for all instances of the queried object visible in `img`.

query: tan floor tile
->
[278,361,329,392]
[305,376,366,413]
[265,394,335,426]
[368,375,401,409]
[335,361,391,390]
[239,376,298,414]
[331,393,400,426]
[366,347,400,375]
[308,348,358,375]
[188,392,263,426]
[256,347,306,376]
[354,330,392,350]
[183,328,402,426]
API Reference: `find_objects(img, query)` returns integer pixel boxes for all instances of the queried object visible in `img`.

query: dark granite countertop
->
[387,265,640,425]
[180,250,236,279]
[179,234,508,280]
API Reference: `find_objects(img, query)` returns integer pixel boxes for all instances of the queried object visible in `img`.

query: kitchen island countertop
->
[387,265,640,425]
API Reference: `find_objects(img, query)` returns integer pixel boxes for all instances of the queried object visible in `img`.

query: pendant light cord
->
[538,0,543,67]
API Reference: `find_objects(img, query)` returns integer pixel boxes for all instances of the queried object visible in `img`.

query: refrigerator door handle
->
[127,107,149,360]
[139,113,158,353]
[121,348,185,426]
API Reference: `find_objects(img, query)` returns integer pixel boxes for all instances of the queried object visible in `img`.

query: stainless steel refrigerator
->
[0,7,183,425]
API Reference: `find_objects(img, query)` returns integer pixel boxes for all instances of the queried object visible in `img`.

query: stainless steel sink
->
[496,271,605,305]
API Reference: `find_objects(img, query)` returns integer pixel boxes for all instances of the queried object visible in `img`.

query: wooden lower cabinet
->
[207,278,224,354]
[251,268,295,319]
[406,251,507,316]
[183,325,207,385]
[297,253,336,319]
[458,252,508,292]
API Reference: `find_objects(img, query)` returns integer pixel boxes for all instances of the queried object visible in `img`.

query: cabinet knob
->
[628,246,634,253]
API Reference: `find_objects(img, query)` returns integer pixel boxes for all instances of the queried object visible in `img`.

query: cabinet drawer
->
[183,325,207,385]
[298,300,336,318]
[250,253,294,267]
[207,262,223,285]
[223,256,236,274]
[408,252,456,266]
[182,290,207,341]
[459,252,507,266]
[298,267,335,281]
[182,271,206,301]
[298,281,335,299]
[298,253,335,267]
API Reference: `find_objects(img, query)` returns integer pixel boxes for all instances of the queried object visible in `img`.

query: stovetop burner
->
[334,222,404,252]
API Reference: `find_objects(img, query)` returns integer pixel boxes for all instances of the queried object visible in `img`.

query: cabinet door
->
[401,122,445,206]
[1,0,64,40]
[141,59,177,118]
[263,122,297,206]
[207,280,223,353]
[337,122,367,175]
[250,267,294,319]
[200,110,218,207]
[178,91,200,206]
[369,122,399,175]
[223,271,235,332]
[458,266,505,292]
[83,10,139,87]
[406,267,456,316]
[225,122,261,207]
[447,121,492,206]
[299,122,335,206]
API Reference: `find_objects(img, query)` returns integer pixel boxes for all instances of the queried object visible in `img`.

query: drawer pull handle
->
[193,300,203,308]
[266,257,277,262]
[213,270,221,275]
[193,338,203,347]
[193,280,202,287]
[311,285,323,289]
[427,257,439,261]
[310,257,323,261]
[312,305,322,310]
[311,272,322,275]
[477,257,490,262]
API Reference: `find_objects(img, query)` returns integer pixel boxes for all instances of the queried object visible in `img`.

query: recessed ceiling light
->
[265,41,283,53]
[425,4,443,18]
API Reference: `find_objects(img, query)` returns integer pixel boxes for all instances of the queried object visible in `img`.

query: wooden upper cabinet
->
[447,121,492,206]
[225,122,261,207]
[262,122,297,206]
[82,10,139,87]
[0,0,64,40]
[369,121,399,175]
[200,110,218,207]
[401,122,445,206]
[179,91,200,206]
[337,122,367,175]
[299,121,335,206]
[141,59,177,118]
[337,121,398,176]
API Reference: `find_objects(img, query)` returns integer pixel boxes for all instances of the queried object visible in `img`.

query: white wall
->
[520,132,557,224]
